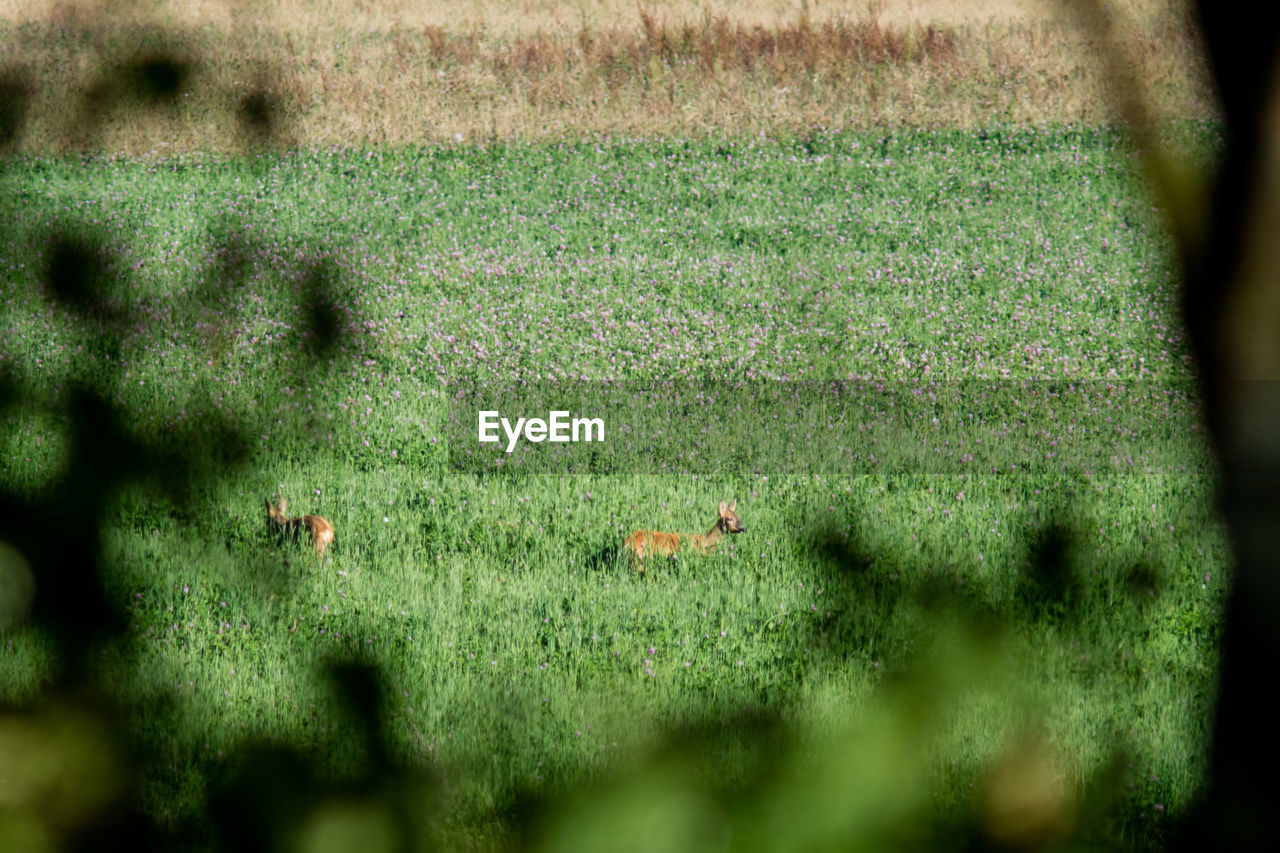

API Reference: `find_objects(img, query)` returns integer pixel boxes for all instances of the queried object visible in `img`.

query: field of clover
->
[0,124,1228,846]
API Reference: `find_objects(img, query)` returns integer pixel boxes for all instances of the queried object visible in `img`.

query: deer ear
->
[729,499,737,511]
[718,500,728,514]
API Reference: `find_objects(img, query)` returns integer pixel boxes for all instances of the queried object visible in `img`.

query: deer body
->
[623,500,744,570]
[266,496,334,559]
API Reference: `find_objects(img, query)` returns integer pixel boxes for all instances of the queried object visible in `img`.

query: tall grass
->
[0,1,1214,152]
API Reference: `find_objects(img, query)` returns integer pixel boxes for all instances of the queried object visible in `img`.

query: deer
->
[265,495,334,563]
[623,499,745,572]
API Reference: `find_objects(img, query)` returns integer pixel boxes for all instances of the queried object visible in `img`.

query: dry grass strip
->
[0,1,1216,152]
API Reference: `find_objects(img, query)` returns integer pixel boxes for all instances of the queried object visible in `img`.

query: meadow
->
[0,123,1228,850]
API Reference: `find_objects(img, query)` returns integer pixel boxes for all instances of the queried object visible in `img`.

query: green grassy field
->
[0,125,1227,850]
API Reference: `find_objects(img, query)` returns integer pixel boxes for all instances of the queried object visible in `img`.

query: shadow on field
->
[1,1,1279,851]
[788,482,1229,848]
[205,660,435,853]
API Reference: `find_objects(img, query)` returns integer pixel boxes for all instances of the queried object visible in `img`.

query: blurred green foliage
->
[0,7,1257,852]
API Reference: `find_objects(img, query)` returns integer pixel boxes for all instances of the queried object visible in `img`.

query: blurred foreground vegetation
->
[3,1,1274,850]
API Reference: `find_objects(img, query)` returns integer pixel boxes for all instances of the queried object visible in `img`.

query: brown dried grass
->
[0,0,1215,153]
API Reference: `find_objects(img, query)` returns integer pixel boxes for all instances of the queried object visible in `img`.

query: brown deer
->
[623,499,745,572]
[265,496,334,561]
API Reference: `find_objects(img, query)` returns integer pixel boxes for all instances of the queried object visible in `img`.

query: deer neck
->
[695,517,725,548]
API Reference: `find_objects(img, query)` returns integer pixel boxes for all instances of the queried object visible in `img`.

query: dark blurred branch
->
[1181,2,1280,846]
[1075,0,1280,846]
